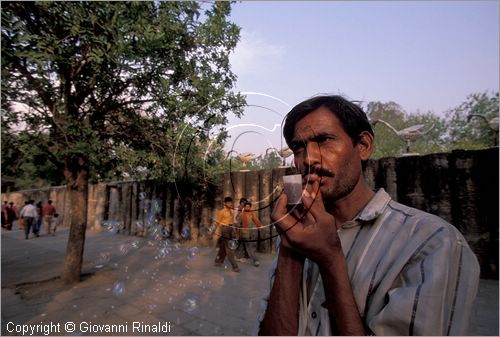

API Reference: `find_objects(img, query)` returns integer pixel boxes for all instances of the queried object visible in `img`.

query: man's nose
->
[303,142,321,167]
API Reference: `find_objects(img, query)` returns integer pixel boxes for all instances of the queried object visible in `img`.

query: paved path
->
[1,227,498,336]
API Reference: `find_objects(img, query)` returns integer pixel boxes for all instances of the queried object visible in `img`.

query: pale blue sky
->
[223,1,499,155]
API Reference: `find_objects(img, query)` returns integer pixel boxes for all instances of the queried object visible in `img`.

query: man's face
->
[224,201,234,209]
[289,107,365,203]
[244,204,251,212]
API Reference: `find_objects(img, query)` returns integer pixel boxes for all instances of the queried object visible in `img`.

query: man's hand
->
[271,180,342,266]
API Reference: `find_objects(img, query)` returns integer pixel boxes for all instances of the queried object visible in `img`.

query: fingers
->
[271,193,303,238]
[271,193,288,220]
[301,180,326,219]
[271,194,301,233]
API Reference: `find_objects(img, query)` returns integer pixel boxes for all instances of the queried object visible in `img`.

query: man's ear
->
[356,131,374,161]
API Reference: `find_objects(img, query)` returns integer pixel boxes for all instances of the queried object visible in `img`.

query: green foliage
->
[248,151,283,170]
[1,127,64,189]
[367,101,446,158]
[366,91,498,159]
[443,92,499,149]
[1,1,244,188]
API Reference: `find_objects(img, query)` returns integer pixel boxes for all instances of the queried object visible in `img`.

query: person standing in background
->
[236,201,264,266]
[214,197,240,272]
[50,213,60,236]
[19,200,37,239]
[33,201,42,237]
[42,200,57,235]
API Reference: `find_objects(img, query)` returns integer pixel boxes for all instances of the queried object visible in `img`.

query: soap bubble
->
[98,252,110,264]
[151,200,162,214]
[156,247,172,259]
[119,243,131,256]
[118,240,139,256]
[116,221,124,232]
[182,296,199,313]
[162,227,171,238]
[147,303,157,314]
[228,239,239,250]
[181,227,191,239]
[187,247,200,259]
[207,224,217,234]
[112,280,126,298]
[147,212,155,225]
[102,220,118,234]
[135,221,144,232]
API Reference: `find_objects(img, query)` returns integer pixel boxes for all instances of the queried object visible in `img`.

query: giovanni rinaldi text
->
[6,321,172,335]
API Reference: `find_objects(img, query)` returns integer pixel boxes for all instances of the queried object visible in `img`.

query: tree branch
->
[13,61,56,113]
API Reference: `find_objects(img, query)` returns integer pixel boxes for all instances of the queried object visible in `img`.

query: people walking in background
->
[50,213,60,236]
[17,201,28,231]
[7,202,18,231]
[33,201,43,237]
[214,197,239,272]
[42,200,57,235]
[2,201,16,231]
[19,200,37,239]
[236,201,264,267]
[1,201,7,229]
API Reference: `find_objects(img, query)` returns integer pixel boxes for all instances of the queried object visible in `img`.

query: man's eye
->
[317,136,333,144]
[291,144,304,153]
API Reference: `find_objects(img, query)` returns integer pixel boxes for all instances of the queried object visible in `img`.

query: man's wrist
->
[316,245,345,270]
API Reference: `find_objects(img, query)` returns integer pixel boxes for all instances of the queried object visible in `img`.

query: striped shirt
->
[257,189,480,335]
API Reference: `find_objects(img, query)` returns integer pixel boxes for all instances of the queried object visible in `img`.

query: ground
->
[1,225,498,336]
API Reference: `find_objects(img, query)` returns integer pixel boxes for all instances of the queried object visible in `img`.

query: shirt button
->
[311,312,317,319]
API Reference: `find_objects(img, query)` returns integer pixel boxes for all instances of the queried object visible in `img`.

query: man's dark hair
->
[48,200,53,204]
[239,198,247,204]
[244,202,252,207]
[224,196,233,203]
[283,95,374,147]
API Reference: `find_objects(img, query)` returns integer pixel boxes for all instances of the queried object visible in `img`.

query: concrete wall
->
[2,148,498,278]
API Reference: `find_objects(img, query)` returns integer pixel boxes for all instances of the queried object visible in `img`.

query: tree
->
[248,151,282,170]
[1,1,244,283]
[1,127,63,189]
[444,92,499,149]
[365,92,498,159]
[366,101,446,158]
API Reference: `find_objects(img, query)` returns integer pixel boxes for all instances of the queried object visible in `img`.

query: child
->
[50,213,60,236]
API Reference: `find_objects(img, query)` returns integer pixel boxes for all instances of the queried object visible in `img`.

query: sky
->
[222,1,499,156]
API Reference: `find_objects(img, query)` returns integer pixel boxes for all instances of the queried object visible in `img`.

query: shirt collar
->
[340,188,392,229]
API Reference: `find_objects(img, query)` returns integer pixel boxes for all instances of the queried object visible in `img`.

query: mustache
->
[302,166,335,179]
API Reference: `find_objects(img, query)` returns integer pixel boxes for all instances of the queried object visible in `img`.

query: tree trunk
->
[62,154,89,284]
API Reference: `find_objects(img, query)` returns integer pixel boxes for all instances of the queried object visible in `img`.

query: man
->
[214,197,240,272]
[236,201,264,266]
[19,200,37,240]
[257,95,480,335]
[1,201,7,229]
[6,202,18,230]
[33,201,42,237]
[42,200,57,235]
